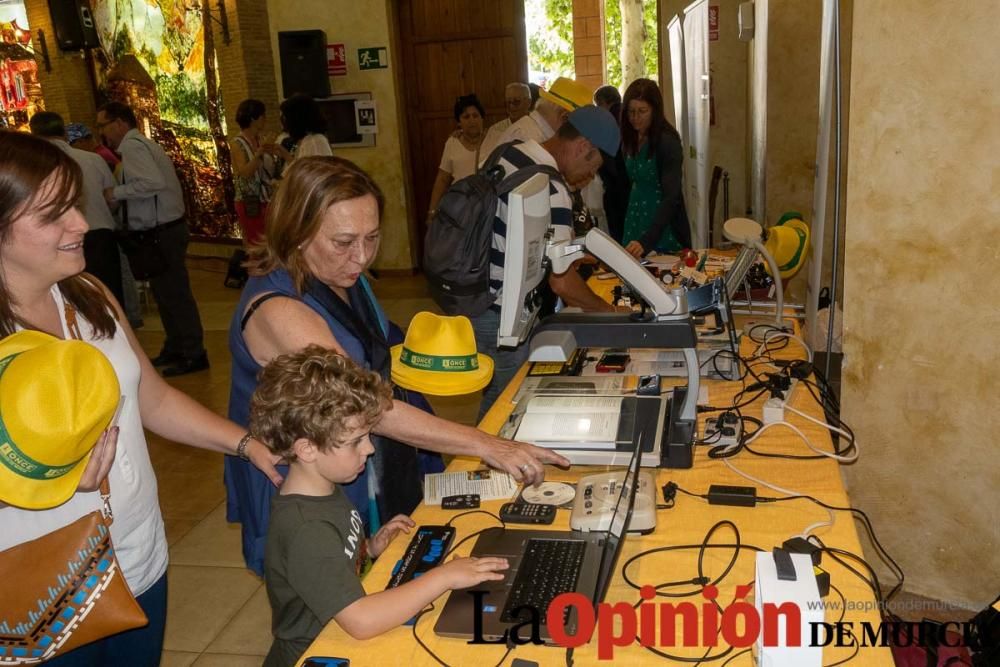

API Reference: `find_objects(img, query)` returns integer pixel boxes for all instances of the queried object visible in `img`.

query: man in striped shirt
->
[472,105,622,418]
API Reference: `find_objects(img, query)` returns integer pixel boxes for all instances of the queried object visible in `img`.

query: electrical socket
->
[762,378,798,425]
[704,413,741,447]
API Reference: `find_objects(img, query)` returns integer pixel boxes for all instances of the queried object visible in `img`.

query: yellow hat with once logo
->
[538,77,594,111]
[390,312,494,396]
[0,330,120,509]
[764,213,811,280]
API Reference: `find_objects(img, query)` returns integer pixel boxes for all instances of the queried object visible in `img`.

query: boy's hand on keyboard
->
[439,556,509,590]
[367,514,415,558]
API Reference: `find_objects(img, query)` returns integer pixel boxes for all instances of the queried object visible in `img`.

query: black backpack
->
[423,141,562,317]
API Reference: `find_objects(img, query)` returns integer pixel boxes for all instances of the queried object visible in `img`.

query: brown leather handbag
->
[0,304,147,662]
[0,478,148,662]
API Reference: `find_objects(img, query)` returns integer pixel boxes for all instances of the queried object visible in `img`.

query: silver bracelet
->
[236,433,254,461]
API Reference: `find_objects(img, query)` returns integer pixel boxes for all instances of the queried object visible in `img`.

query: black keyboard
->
[501,539,586,624]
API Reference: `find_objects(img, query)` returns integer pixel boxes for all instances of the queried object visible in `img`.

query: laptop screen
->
[592,431,644,602]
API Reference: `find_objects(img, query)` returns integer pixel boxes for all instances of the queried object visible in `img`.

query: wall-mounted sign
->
[355,100,377,134]
[709,5,719,41]
[327,43,347,76]
[358,47,389,70]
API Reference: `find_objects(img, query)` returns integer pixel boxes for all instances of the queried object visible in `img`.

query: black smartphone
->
[302,658,350,667]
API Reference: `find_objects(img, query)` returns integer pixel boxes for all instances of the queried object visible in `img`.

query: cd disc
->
[521,481,576,507]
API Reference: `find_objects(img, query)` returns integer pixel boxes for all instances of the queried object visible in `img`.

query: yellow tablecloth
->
[299,326,894,666]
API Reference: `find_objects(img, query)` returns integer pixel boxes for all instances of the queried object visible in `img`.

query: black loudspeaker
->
[278,30,331,99]
[48,0,101,51]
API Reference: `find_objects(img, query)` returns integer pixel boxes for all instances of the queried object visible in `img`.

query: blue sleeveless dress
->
[226,270,389,576]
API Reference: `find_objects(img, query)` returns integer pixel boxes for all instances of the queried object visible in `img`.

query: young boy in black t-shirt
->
[250,346,508,667]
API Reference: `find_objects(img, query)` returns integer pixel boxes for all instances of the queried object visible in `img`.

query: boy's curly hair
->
[249,345,393,460]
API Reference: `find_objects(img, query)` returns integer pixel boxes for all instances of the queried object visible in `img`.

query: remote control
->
[500,502,556,525]
[441,494,480,510]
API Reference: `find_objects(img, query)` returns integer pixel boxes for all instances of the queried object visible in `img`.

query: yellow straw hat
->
[390,312,494,396]
[0,331,121,509]
[538,77,594,111]
[764,212,811,279]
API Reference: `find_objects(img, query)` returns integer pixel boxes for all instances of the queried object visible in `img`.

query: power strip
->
[704,413,741,447]
[762,378,798,425]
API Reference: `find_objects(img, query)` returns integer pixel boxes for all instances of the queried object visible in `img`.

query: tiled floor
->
[136,259,477,666]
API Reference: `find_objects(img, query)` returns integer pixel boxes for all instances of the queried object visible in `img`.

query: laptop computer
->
[434,436,643,643]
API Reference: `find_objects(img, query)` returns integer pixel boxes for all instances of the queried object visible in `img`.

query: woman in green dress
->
[617,78,692,258]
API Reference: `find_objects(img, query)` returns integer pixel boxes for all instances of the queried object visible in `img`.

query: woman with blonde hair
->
[226,156,569,575]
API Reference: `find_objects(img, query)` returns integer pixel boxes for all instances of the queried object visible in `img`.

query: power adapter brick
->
[707,485,757,507]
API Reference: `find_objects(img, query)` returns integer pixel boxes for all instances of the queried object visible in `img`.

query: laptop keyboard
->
[501,539,586,624]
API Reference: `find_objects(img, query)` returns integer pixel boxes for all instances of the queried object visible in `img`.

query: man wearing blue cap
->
[471,104,623,418]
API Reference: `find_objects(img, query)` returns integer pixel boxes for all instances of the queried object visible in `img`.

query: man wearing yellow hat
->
[497,77,594,146]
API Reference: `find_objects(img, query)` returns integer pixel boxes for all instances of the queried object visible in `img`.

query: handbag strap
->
[64,300,115,524]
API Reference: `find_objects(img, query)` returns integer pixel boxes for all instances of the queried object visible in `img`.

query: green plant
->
[527,0,575,81]
[605,0,660,89]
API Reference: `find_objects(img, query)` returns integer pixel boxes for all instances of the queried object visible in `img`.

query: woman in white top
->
[427,94,485,221]
[0,131,282,667]
[280,94,333,160]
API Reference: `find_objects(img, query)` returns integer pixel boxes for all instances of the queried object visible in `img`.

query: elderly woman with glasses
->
[225,156,568,576]
[426,93,485,222]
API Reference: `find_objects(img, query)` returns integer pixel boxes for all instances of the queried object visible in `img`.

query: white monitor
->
[498,173,552,348]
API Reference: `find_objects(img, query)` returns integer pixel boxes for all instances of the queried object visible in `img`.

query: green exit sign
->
[358,47,389,70]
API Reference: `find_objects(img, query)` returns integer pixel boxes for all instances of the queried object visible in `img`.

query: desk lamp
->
[723,216,812,330]
[723,217,788,329]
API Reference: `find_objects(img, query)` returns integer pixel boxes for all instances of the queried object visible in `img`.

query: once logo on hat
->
[390,312,494,397]
[0,331,121,509]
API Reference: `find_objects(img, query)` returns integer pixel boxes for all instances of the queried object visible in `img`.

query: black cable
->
[411,603,450,667]
[492,646,514,667]
[824,0,844,384]
[765,496,903,600]
[663,484,901,608]
[622,521,763,598]
[810,536,890,606]
[444,510,505,557]
[707,414,762,460]
[446,509,503,528]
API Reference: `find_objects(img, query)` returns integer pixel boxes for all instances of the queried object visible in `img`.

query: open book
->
[514,396,623,449]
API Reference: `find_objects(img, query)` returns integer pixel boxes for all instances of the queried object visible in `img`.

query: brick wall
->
[572,0,606,90]
[24,0,97,124]
[216,0,281,136]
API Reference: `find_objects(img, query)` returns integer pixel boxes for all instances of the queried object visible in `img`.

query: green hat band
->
[545,88,583,110]
[778,226,808,271]
[0,353,85,481]
[400,347,479,373]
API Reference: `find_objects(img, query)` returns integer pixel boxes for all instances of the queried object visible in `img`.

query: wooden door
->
[397,0,528,264]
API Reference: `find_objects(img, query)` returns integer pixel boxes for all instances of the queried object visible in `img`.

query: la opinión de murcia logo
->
[466,585,977,659]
